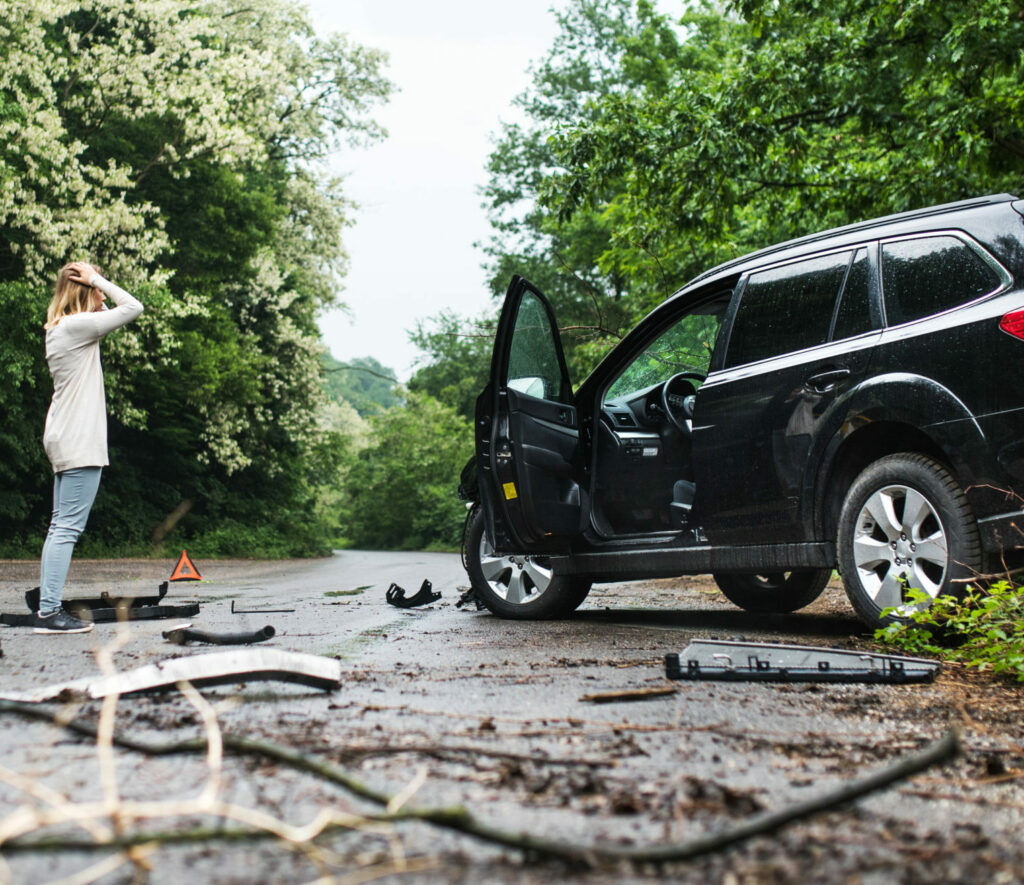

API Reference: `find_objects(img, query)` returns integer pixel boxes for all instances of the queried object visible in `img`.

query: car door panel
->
[476,276,583,551]
[693,247,882,544]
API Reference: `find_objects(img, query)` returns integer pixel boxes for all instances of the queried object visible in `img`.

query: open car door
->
[475,276,584,552]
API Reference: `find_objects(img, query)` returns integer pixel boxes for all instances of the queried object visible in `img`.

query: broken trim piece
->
[25,582,172,613]
[386,580,441,608]
[0,649,340,703]
[1,604,200,628]
[665,639,940,684]
[2,582,199,627]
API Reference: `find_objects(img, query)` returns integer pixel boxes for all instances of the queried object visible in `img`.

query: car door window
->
[606,295,728,401]
[881,235,1002,325]
[506,290,566,402]
[830,247,874,341]
[725,252,852,368]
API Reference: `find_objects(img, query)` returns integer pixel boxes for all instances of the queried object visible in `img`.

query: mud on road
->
[0,551,1022,884]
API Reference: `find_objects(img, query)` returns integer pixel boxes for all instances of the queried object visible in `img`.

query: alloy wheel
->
[852,483,948,611]
[477,532,553,605]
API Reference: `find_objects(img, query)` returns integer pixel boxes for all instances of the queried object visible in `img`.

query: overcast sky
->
[304,1,567,380]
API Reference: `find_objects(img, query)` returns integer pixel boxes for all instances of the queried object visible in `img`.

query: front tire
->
[837,453,980,629]
[713,569,831,613]
[464,508,591,619]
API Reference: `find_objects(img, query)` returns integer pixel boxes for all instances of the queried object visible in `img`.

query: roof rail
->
[688,193,1020,286]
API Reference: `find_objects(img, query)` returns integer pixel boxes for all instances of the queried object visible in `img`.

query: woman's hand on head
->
[67,261,98,286]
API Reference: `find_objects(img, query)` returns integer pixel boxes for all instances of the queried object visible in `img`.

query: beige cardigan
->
[42,275,144,473]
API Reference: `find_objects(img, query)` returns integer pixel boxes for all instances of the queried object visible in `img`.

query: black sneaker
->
[33,609,94,634]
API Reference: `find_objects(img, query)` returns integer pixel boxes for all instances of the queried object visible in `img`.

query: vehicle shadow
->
[571,607,867,639]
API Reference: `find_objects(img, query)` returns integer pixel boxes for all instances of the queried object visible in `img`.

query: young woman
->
[36,261,143,634]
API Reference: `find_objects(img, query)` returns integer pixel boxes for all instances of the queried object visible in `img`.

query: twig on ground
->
[0,702,961,867]
[579,686,678,704]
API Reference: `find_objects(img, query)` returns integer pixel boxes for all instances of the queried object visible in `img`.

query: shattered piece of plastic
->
[385,580,441,608]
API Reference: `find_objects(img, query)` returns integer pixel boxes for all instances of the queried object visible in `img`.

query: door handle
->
[805,368,850,393]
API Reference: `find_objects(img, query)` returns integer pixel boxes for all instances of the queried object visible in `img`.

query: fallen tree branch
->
[0,702,960,866]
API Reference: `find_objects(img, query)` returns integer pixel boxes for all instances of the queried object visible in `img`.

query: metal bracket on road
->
[230,599,295,614]
[386,579,441,608]
[665,639,940,684]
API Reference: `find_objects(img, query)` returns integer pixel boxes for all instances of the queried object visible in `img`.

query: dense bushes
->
[876,583,1024,682]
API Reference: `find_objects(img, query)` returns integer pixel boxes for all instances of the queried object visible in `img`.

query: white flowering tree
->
[0,0,390,554]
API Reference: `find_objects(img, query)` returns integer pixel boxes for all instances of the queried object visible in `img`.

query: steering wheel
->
[661,371,705,435]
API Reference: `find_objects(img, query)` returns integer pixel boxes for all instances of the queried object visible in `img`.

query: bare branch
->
[0,704,960,868]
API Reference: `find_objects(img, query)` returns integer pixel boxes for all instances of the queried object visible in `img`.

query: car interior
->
[589,292,732,538]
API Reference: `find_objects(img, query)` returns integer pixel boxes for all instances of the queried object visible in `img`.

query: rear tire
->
[464,508,591,619]
[713,569,831,613]
[837,453,980,629]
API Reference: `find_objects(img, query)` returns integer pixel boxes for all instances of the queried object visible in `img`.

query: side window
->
[830,248,874,341]
[882,236,1002,326]
[506,290,565,402]
[725,252,851,368]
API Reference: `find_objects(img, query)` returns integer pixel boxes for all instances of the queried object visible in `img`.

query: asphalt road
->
[0,551,1022,884]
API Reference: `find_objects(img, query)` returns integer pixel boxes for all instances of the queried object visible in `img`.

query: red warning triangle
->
[170,549,202,582]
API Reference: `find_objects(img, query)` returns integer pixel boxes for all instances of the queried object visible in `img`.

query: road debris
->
[386,579,441,608]
[162,624,276,646]
[1,582,199,626]
[456,585,485,610]
[579,685,678,704]
[0,648,340,702]
[666,639,941,683]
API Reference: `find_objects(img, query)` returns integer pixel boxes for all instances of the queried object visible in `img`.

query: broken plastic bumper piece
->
[665,639,940,684]
[0,648,341,702]
[1,582,199,627]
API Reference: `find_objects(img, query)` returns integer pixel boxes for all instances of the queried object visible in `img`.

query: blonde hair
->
[45,263,102,330]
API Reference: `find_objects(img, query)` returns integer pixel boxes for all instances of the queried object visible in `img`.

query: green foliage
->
[875,583,1024,681]
[0,281,53,549]
[322,354,401,416]
[337,394,473,551]
[474,0,1024,396]
[0,1,391,558]
[407,311,495,420]
[481,0,683,381]
[547,0,1024,289]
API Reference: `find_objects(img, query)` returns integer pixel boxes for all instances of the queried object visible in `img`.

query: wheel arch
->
[816,421,951,542]
[811,372,991,541]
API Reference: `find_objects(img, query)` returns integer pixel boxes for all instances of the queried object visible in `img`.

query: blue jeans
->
[39,467,102,616]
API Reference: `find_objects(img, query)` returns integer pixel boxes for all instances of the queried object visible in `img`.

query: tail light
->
[1000,309,1024,339]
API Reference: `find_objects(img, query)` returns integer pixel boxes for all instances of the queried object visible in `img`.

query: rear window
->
[882,236,1002,326]
[725,252,851,368]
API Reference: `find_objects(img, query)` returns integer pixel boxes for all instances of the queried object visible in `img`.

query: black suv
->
[461,194,1024,628]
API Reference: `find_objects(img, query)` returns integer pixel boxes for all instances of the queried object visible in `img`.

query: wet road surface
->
[1,551,1022,883]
